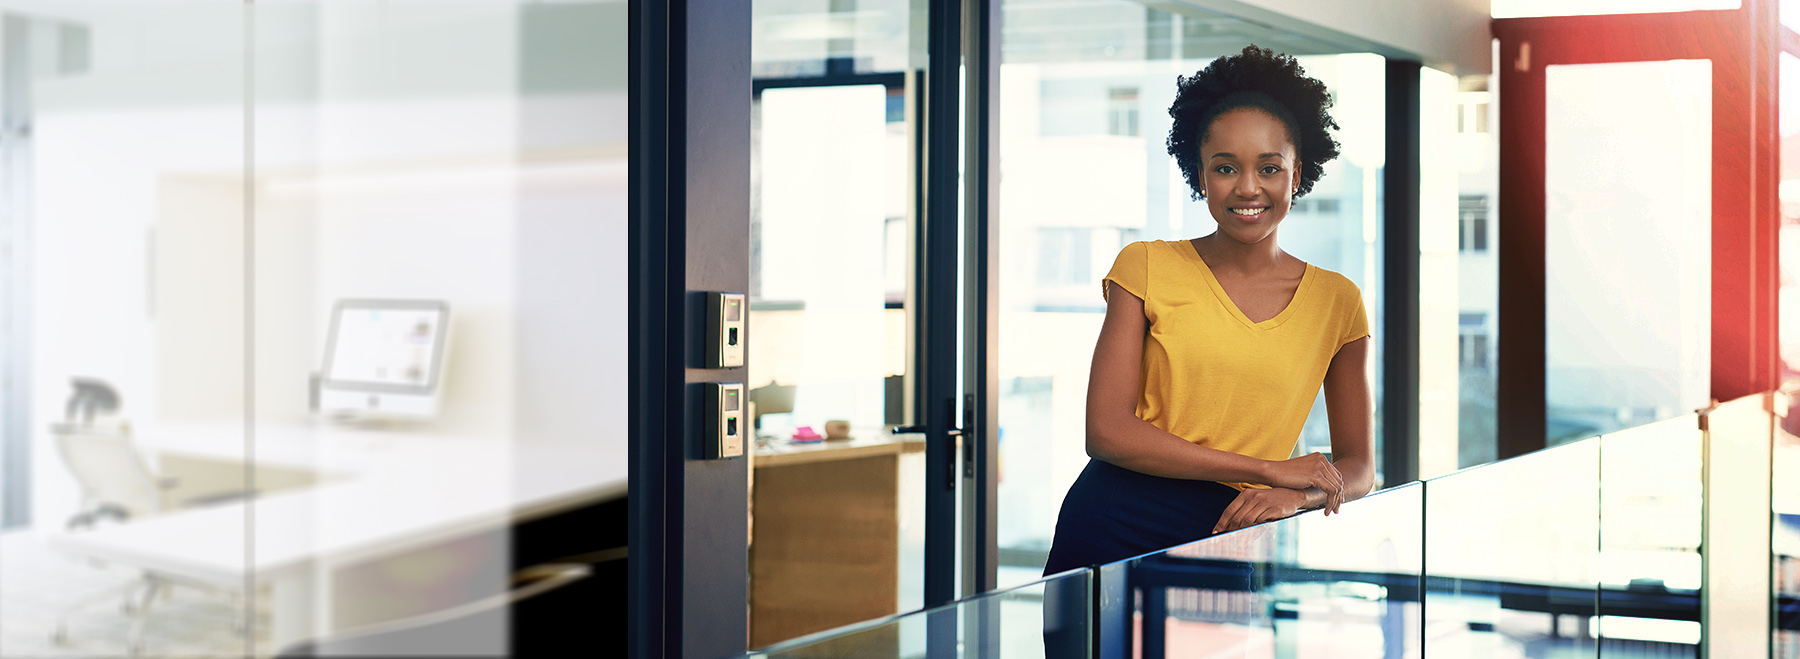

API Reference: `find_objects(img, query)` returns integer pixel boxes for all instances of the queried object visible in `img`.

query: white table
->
[48,422,626,651]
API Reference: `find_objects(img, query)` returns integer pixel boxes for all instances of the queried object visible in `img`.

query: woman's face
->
[1197,108,1300,246]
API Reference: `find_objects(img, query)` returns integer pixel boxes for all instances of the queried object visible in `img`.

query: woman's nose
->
[1233,171,1260,197]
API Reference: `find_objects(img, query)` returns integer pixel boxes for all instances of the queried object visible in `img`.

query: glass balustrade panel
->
[1424,438,1600,657]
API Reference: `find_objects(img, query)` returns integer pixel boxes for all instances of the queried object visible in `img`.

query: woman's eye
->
[1214,165,1235,175]
[1261,166,1281,175]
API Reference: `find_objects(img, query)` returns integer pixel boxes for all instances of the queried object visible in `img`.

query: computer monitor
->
[318,299,450,420]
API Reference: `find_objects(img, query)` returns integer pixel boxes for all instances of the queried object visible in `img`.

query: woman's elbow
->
[1084,424,1116,461]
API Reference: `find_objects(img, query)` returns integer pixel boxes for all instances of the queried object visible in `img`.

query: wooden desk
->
[749,434,924,648]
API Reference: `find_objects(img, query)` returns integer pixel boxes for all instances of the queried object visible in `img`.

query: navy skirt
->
[1043,458,1243,575]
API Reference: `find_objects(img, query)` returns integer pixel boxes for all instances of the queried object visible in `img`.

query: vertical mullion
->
[921,0,962,610]
[961,0,999,599]
[628,0,673,655]
[1383,59,1421,486]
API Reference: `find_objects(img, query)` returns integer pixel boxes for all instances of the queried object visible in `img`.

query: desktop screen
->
[323,301,448,392]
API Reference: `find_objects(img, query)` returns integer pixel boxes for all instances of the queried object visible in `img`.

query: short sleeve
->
[1339,288,1371,347]
[1102,241,1148,302]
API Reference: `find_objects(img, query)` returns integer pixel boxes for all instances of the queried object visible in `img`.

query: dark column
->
[1493,28,1547,461]
[1383,59,1421,484]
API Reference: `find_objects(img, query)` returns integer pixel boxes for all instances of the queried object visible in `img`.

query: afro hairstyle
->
[1166,45,1341,200]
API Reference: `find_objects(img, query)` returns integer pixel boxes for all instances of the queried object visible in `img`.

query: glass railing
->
[746,568,1092,659]
[737,392,1780,658]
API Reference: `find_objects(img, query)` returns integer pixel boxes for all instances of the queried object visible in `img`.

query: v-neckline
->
[1181,239,1311,331]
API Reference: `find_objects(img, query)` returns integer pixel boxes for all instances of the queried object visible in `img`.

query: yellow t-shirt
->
[1102,239,1370,491]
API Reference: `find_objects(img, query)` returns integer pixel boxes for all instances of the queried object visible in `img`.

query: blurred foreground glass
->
[744,569,1092,659]
[252,3,628,654]
[1117,483,1422,658]
[1424,439,1599,657]
[1,3,252,656]
[1,1,627,657]
[1543,60,1710,445]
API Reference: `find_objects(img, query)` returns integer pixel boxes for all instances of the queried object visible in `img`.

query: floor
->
[0,529,272,658]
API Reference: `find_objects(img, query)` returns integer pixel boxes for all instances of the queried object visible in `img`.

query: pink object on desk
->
[791,426,823,442]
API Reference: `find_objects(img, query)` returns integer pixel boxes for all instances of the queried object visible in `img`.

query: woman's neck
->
[1192,232,1287,274]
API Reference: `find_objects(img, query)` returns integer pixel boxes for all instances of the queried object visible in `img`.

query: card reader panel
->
[706,292,746,368]
[705,382,745,459]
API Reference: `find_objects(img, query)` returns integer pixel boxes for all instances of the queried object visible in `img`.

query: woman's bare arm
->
[1281,336,1378,512]
[1084,284,1344,500]
[1321,336,1376,499]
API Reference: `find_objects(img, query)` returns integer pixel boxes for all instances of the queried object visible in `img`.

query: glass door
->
[745,0,939,649]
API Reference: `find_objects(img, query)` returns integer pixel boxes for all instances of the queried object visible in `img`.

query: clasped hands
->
[1211,452,1345,535]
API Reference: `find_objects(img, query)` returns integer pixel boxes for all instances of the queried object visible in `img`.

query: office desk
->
[48,423,625,650]
[750,433,924,648]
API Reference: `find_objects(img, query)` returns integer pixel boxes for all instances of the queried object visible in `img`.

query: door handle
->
[891,398,968,490]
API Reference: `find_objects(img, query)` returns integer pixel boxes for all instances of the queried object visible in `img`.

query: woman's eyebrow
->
[1208,152,1288,160]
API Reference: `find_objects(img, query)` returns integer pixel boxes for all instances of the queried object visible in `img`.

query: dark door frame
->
[629,0,754,656]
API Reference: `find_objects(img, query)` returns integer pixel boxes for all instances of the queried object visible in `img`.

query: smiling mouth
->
[1230,207,1268,218]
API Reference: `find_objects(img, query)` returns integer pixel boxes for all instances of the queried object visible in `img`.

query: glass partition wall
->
[0,2,628,656]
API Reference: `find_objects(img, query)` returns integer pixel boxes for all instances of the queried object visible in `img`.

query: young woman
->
[1043,45,1376,574]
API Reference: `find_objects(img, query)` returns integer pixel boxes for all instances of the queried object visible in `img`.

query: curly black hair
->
[1167,45,1341,200]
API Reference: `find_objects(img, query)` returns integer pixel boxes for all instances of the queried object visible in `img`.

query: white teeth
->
[1232,207,1267,216]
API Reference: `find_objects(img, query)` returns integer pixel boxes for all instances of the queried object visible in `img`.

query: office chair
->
[49,381,250,657]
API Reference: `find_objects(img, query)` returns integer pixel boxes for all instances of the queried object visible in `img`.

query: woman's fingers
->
[1300,454,1342,514]
[1213,493,1248,535]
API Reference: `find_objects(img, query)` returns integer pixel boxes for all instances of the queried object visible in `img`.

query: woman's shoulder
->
[1303,264,1365,301]
[1122,239,1193,258]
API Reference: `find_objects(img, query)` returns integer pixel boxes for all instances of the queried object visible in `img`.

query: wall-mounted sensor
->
[705,382,745,459]
[707,292,746,368]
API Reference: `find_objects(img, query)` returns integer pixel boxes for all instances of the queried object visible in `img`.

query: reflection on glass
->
[994,0,1387,585]
[1446,66,1500,471]
[1598,418,1702,649]
[747,570,1091,659]
[1,1,628,656]
[1425,439,1599,657]
[1544,60,1710,445]
[748,0,924,647]
[1118,483,1421,658]
[1777,414,1800,657]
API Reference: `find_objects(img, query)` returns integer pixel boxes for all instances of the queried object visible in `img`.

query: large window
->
[994,0,1387,585]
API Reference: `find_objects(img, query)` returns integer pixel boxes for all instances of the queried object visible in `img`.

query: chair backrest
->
[51,425,162,520]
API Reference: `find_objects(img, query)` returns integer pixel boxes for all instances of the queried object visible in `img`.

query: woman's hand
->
[1262,452,1344,514]
[1211,487,1307,535]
